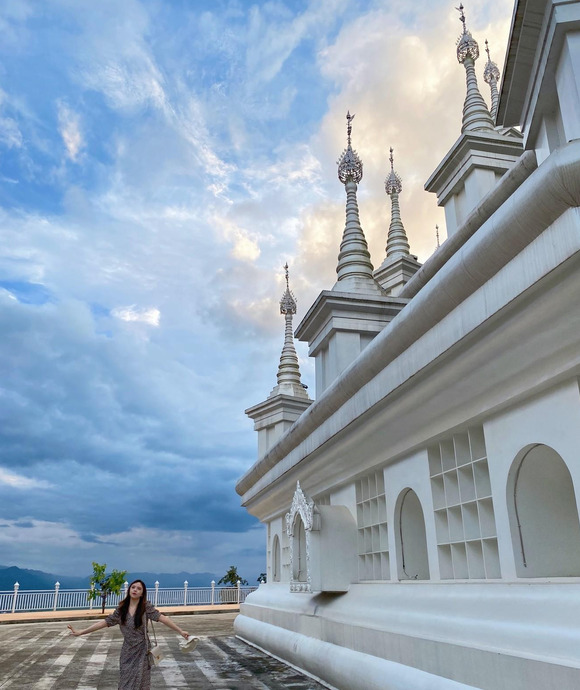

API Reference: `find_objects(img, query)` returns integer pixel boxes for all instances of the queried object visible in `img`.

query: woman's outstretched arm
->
[158,614,189,639]
[67,620,108,636]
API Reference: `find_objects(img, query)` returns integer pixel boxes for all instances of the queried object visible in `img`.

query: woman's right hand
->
[67,624,82,636]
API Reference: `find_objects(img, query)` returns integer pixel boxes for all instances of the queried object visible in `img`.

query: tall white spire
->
[270,264,309,399]
[456,4,494,132]
[334,112,383,295]
[374,147,421,295]
[483,39,501,122]
[384,148,411,258]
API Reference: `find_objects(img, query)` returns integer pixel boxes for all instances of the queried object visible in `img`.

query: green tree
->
[257,572,267,583]
[88,562,128,613]
[217,565,248,586]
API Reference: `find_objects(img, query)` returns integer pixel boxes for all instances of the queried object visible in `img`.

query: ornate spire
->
[455,4,494,132]
[384,148,410,258]
[270,264,309,399]
[483,39,501,122]
[337,111,363,184]
[335,112,381,294]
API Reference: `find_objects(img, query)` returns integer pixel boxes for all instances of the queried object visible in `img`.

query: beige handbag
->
[145,616,164,666]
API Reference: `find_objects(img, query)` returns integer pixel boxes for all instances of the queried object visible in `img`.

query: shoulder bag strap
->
[143,604,152,650]
[144,602,158,647]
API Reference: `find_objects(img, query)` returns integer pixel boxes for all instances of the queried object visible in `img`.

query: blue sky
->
[0,0,513,581]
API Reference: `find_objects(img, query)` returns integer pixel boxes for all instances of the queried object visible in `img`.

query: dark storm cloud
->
[0,291,258,544]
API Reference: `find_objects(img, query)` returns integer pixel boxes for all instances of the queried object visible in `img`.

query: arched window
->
[272,534,281,582]
[508,444,580,577]
[396,488,430,580]
[292,516,307,582]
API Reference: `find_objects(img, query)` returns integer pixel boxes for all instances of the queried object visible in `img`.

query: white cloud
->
[0,468,52,490]
[84,57,166,112]
[57,102,84,161]
[211,214,261,263]
[112,305,160,326]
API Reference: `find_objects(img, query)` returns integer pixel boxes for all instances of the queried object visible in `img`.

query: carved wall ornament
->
[286,481,317,593]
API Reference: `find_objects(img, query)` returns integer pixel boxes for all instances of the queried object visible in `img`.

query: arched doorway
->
[508,444,580,577]
[395,488,430,580]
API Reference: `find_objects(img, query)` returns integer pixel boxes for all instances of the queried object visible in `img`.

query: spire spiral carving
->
[334,112,381,294]
[455,4,494,132]
[271,264,308,398]
[483,39,501,121]
[384,148,410,258]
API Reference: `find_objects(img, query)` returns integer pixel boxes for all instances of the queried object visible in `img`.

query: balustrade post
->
[89,583,94,610]
[123,581,128,601]
[183,580,188,606]
[53,582,60,611]
[237,580,241,605]
[11,582,19,614]
[154,581,159,607]
[211,580,215,606]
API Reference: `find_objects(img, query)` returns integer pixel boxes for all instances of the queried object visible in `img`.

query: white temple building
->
[236,1,580,688]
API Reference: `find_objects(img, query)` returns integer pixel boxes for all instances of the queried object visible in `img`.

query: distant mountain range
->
[0,565,218,591]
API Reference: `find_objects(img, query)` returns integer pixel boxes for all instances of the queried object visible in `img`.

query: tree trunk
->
[101,595,106,614]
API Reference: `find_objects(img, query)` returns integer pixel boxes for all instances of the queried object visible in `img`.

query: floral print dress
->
[105,601,161,690]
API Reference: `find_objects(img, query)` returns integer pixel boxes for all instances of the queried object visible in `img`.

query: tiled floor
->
[0,613,326,689]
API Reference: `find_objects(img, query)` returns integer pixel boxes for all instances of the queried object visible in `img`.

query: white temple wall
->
[315,330,375,396]
[483,379,580,580]
[533,111,566,165]
[329,482,356,520]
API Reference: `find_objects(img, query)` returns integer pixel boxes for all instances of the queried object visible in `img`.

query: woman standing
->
[68,579,191,689]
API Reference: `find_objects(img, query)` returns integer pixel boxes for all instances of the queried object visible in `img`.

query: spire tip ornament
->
[337,111,363,185]
[456,3,479,63]
[483,39,501,85]
[385,147,403,196]
[280,262,297,316]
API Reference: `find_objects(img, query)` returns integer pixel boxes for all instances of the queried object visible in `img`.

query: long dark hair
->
[119,579,148,627]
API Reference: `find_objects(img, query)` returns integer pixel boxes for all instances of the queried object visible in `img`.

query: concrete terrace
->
[0,611,327,689]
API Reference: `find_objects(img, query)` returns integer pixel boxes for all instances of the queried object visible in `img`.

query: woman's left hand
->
[180,630,189,639]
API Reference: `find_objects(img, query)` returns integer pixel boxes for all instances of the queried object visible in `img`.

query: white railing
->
[0,580,260,614]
